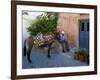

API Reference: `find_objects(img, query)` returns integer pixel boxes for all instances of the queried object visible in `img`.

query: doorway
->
[79,20,89,49]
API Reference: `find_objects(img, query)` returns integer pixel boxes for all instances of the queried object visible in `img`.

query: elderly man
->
[60,31,69,53]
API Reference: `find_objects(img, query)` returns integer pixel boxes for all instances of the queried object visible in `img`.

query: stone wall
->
[57,13,89,48]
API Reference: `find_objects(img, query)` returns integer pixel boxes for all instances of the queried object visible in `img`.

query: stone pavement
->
[22,47,88,69]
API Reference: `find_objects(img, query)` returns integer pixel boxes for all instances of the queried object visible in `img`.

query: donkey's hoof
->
[28,60,32,63]
[48,56,51,58]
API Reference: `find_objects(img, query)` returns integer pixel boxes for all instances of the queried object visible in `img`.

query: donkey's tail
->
[23,39,27,56]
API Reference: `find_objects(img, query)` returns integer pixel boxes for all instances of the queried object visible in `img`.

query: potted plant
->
[74,49,89,63]
[78,50,85,62]
[84,50,89,64]
[74,51,79,60]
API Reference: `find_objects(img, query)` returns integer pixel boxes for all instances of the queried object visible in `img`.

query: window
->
[87,22,89,31]
[81,23,84,31]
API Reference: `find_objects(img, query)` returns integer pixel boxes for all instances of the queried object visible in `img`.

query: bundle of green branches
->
[27,12,58,36]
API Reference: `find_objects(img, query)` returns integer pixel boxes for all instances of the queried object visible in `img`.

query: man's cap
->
[61,31,65,34]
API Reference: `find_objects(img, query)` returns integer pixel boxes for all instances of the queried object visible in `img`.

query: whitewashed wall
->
[22,11,43,46]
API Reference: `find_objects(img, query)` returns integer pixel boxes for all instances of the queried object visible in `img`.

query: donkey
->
[23,33,60,63]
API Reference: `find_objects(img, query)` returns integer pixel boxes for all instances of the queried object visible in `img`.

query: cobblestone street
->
[22,46,88,69]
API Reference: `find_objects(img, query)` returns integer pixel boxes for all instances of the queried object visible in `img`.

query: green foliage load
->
[27,12,58,36]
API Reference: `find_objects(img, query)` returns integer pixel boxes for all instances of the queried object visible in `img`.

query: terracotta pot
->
[79,55,85,62]
[74,53,79,60]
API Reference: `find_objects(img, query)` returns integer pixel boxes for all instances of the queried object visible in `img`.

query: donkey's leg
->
[23,40,27,56]
[47,43,52,58]
[27,48,32,63]
[47,47,51,58]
